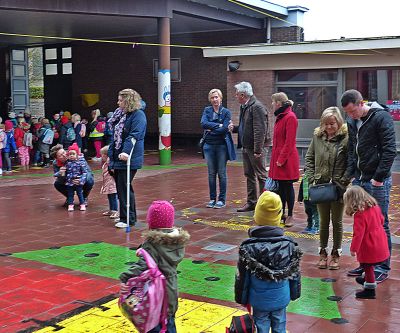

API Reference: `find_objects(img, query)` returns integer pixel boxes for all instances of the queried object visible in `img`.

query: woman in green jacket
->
[305,107,350,270]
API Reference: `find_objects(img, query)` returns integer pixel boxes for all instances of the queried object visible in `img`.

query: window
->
[276,70,338,119]
[153,58,181,82]
[45,48,57,60]
[344,68,400,121]
[44,46,72,76]
[345,69,377,101]
[45,64,57,75]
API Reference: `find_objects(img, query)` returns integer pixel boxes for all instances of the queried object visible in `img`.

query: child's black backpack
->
[226,314,255,333]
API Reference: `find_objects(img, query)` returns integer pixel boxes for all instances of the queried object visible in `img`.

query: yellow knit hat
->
[254,191,282,226]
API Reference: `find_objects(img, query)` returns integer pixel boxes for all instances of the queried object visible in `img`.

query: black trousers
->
[114,169,137,225]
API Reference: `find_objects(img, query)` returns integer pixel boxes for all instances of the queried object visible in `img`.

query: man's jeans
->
[253,307,286,333]
[203,143,228,203]
[352,177,392,273]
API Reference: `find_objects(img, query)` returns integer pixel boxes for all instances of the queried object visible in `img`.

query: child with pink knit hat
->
[120,200,190,332]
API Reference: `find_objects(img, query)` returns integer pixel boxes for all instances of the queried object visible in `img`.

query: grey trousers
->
[242,147,268,206]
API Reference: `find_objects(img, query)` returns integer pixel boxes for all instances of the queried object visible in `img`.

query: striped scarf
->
[108,107,126,149]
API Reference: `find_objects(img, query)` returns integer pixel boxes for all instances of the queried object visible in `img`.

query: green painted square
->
[287,277,341,319]
[12,243,340,319]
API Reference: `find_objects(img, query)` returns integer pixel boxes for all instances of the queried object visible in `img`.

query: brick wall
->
[56,26,302,143]
[70,28,269,143]
[271,26,304,43]
[227,70,275,143]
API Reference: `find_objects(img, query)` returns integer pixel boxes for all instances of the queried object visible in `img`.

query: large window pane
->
[277,86,337,119]
[277,70,337,82]
[345,69,377,101]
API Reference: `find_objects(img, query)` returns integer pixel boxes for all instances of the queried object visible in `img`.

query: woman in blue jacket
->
[200,89,236,209]
[108,89,147,228]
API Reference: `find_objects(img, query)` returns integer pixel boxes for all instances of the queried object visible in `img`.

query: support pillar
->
[158,17,171,165]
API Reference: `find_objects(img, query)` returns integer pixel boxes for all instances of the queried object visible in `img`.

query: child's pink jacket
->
[100,158,117,194]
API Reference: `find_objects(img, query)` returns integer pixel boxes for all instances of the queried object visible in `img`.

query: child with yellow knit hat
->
[234,191,302,333]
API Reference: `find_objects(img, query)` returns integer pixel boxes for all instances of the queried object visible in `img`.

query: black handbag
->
[308,183,338,204]
[308,142,340,204]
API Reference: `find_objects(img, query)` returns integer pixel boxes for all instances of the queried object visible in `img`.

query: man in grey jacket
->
[229,81,269,212]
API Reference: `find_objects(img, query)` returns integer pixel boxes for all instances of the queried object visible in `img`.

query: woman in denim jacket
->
[200,89,236,209]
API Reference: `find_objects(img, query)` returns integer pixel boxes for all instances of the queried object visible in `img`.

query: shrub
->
[30,86,44,99]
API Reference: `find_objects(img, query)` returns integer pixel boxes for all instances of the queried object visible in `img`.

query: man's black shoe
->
[237,204,255,212]
[347,266,364,277]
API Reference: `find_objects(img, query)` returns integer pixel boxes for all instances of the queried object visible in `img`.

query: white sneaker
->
[115,221,129,228]
[0,169,2,176]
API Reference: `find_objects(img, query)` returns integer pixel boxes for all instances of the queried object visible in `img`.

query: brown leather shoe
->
[237,204,255,212]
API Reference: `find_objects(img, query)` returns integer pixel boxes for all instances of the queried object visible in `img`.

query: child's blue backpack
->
[66,127,76,142]
[42,129,54,145]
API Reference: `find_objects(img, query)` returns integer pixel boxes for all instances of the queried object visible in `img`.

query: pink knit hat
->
[146,200,175,229]
[4,120,13,131]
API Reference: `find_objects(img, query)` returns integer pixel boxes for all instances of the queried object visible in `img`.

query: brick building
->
[0,0,307,149]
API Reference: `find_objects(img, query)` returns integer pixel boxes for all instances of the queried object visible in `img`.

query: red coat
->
[14,127,25,148]
[350,205,389,264]
[268,106,300,180]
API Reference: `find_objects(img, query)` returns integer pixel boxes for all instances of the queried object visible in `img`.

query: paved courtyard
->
[0,149,399,333]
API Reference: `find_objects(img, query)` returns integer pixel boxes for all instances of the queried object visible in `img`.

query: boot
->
[284,215,294,227]
[328,249,341,270]
[318,248,328,269]
[355,288,376,299]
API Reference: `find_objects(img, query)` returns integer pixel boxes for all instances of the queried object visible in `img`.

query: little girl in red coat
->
[343,186,389,299]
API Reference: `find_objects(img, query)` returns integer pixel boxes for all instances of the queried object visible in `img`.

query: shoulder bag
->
[308,142,340,204]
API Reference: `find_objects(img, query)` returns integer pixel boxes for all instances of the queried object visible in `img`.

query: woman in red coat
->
[268,92,300,227]
[344,186,389,299]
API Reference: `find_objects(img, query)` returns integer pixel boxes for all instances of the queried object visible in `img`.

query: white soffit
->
[203,37,400,57]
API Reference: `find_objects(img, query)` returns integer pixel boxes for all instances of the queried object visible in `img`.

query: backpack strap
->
[159,278,168,333]
[136,248,158,270]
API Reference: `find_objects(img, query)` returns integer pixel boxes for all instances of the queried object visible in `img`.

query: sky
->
[274,0,400,41]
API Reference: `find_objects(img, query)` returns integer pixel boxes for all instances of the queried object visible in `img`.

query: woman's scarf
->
[274,101,291,117]
[108,107,126,149]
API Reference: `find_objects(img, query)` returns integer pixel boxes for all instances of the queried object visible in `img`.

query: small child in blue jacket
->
[235,191,302,333]
[65,143,87,212]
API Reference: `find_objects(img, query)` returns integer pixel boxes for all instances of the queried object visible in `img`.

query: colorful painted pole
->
[158,17,171,165]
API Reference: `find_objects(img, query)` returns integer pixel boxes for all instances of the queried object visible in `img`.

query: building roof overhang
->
[203,35,400,57]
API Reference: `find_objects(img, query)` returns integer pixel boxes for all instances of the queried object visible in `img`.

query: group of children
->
[0,108,114,175]
[118,183,388,333]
